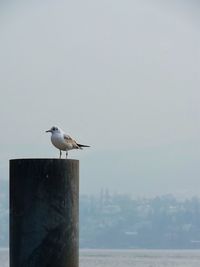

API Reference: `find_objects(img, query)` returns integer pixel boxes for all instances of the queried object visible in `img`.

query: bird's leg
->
[66,151,68,159]
[59,150,62,159]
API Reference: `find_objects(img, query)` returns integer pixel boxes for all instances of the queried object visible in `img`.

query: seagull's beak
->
[46,129,51,133]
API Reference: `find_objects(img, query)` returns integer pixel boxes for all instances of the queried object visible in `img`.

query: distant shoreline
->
[2,248,200,251]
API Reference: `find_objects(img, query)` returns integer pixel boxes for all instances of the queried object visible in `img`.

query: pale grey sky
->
[0,0,200,196]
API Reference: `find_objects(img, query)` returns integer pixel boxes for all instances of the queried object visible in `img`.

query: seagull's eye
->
[52,127,56,131]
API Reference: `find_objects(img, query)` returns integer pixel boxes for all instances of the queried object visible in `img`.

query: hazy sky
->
[0,0,200,197]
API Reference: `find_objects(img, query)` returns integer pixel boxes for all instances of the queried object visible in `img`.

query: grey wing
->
[63,134,80,149]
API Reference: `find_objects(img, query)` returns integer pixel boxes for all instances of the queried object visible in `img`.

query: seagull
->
[46,126,90,158]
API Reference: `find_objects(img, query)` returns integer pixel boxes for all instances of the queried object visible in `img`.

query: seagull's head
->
[46,126,61,134]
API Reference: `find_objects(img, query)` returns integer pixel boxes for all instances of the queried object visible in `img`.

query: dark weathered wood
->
[10,159,79,267]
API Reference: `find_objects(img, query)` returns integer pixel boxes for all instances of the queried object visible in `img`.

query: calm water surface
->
[1,249,200,267]
[80,249,200,267]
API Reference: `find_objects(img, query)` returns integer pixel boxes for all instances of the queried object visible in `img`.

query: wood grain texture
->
[10,159,79,267]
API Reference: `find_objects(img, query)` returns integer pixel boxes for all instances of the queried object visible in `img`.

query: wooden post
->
[9,159,79,267]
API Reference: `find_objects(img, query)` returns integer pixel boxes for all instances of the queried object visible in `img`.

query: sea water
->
[80,249,200,267]
[1,249,200,267]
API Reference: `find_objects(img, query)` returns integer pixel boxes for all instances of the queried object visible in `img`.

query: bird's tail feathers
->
[77,143,90,149]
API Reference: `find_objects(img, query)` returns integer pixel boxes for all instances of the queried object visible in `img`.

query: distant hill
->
[1,180,200,249]
[80,192,200,249]
[0,179,8,248]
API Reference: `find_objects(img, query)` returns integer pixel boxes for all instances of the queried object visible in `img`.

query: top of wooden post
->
[10,158,79,162]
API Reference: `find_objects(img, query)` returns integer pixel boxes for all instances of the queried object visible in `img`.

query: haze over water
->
[0,1,200,197]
